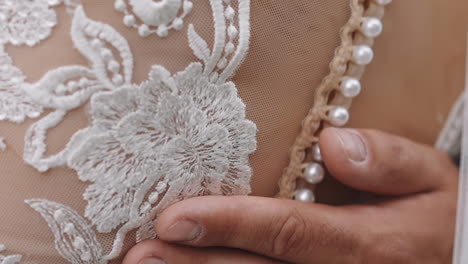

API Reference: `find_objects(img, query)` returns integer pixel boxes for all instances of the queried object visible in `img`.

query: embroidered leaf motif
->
[22,66,103,111]
[72,6,133,88]
[26,199,104,264]
[23,110,67,172]
[0,244,22,264]
[23,110,100,172]
[188,25,211,63]
[22,5,137,172]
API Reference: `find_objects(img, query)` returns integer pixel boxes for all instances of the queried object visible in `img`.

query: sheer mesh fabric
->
[0,0,467,263]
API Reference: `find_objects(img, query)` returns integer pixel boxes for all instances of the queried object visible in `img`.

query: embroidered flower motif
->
[26,199,104,264]
[0,0,57,46]
[69,63,256,234]
[114,0,193,37]
[24,0,254,260]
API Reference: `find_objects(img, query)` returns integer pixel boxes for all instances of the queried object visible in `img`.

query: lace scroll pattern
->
[0,0,255,262]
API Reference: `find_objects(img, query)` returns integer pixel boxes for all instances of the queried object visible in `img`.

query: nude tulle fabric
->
[0,0,466,263]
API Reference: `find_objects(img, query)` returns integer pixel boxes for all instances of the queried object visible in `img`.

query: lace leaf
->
[25,199,104,264]
[188,25,211,63]
[23,66,103,111]
[72,6,134,88]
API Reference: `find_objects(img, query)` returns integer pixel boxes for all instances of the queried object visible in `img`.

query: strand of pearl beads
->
[294,0,391,202]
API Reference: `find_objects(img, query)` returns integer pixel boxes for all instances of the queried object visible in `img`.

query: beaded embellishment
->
[279,0,393,201]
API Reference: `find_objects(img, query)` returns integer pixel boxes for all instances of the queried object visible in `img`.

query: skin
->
[123,128,458,263]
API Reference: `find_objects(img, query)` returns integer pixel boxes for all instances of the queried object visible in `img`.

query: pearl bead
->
[328,106,350,127]
[303,163,325,184]
[114,0,126,12]
[361,17,383,38]
[228,25,238,39]
[294,189,315,202]
[183,1,194,13]
[374,0,392,5]
[340,77,362,98]
[173,18,184,31]
[91,39,103,49]
[352,45,374,65]
[123,15,136,27]
[100,49,113,61]
[311,144,322,162]
[157,25,169,37]
[112,74,123,85]
[138,24,151,37]
[217,58,228,69]
[225,42,235,54]
[107,60,120,73]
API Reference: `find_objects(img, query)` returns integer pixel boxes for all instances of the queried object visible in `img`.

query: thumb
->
[319,128,456,195]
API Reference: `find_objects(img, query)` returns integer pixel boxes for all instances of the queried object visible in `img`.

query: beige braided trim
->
[277,0,386,199]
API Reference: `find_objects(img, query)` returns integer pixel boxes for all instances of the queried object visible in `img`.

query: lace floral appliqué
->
[18,0,255,261]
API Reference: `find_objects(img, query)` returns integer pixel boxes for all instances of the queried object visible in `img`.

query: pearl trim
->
[280,0,391,201]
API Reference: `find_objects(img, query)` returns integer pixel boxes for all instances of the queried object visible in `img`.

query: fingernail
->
[164,220,201,242]
[139,257,166,264]
[335,129,368,162]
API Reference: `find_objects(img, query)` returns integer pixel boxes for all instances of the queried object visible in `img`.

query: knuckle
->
[270,208,307,258]
[364,235,415,264]
[312,221,361,259]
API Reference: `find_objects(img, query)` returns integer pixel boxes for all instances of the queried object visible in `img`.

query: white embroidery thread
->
[22,0,255,261]
[0,0,80,130]
[26,199,105,264]
[0,245,22,264]
[114,0,193,37]
[23,6,134,172]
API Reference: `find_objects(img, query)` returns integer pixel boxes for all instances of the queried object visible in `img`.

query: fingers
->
[155,196,366,264]
[319,128,457,195]
[122,239,282,264]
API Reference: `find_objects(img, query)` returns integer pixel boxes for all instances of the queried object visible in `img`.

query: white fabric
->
[452,33,468,264]
[435,93,464,157]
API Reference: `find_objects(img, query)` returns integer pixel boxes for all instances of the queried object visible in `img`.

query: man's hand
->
[123,128,458,264]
